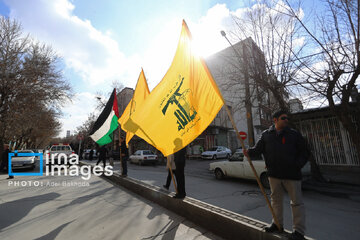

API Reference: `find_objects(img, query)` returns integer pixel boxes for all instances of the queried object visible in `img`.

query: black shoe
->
[7,176,14,179]
[264,223,283,233]
[163,185,169,190]
[173,194,186,199]
[289,231,305,240]
[121,174,127,177]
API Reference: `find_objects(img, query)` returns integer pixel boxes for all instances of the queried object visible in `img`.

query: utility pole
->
[220,31,255,146]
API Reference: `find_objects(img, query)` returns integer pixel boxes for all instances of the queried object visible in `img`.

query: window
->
[143,150,154,155]
[51,146,58,151]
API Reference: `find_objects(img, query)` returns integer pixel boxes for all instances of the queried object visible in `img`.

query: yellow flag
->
[124,20,225,156]
[118,69,151,146]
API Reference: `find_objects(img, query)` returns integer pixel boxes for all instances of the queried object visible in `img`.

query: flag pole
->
[167,156,178,194]
[223,105,281,230]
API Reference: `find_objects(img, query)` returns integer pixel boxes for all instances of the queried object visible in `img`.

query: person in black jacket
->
[244,110,308,240]
[89,148,94,161]
[120,137,128,177]
[173,138,187,199]
[96,145,108,168]
[1,144,13,179]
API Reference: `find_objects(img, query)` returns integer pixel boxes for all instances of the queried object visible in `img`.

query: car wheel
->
[212,155,217,160]
[139,160,142,166]
[260,172,270,189]
[227,154,230,159]
[214,168,224,180]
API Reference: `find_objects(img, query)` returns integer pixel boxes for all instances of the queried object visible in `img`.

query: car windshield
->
[209,147,218,151]
[143,151,154,155]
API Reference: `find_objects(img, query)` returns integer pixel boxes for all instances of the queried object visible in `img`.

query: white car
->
[48,143,75,164]
[11,150,36,170]
[201,146,232,160]
[129,150,158,165]
[209,152,311,188]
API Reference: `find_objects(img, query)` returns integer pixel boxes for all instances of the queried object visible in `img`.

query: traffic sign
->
[239,131,247,140]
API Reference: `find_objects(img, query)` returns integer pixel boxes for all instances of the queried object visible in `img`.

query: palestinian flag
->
[90,89,119,146]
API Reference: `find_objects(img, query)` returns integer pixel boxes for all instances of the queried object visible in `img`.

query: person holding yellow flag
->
[173,138,187,199]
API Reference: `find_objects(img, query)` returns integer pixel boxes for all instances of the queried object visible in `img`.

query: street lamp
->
[96,96,106,108]
[220,30,255,147]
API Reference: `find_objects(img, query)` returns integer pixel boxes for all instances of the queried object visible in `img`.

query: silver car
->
[201,146,232,160]
[11,150,36,170]
[129,150,158,165]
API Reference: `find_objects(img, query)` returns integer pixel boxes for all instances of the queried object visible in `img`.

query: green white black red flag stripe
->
[90,89,119,146]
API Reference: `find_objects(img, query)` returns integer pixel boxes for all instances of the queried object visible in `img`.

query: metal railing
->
[296,117,359,166]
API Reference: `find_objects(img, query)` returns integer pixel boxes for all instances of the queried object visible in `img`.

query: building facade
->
[205,37,281,150]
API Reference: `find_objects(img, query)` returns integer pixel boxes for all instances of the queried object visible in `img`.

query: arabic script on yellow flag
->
[124,20,225,156]
[118,69,151,146]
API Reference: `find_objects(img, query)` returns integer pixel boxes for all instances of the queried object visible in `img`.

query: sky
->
[0,0,321,138]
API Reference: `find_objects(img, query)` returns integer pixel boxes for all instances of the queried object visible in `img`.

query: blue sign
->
[8,151,43,176]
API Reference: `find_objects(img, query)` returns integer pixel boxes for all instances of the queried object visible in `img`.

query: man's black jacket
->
[248,125,308,180]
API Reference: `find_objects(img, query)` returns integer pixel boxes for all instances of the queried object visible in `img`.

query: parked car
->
[129,150,158,165]
[11,150,36,170]
[209,153,311,188]
[109,149,120,160]
[82,149,98,160]
[201,146,232,160]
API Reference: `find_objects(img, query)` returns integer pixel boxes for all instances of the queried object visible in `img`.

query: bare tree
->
[94,80,124,110]
[281,0,360,158]
[75,113,97,149]
[0,17,72,153]
[229,0,308,111]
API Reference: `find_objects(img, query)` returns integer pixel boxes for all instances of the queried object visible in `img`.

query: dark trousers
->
[96,157,106,168]
[165,169,176,188]
[174,164,185,196]
[121,157,128,175]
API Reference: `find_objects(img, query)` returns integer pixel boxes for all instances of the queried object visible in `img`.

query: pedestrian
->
[79,148,84,160]
[163,154,176,190]
[173,138,187,199]
[199,145,204,153]
[1,144,13,179]
[244,110,308,240]
[96,145,108,168]
[120,137,128,177]
[89,148,94,161]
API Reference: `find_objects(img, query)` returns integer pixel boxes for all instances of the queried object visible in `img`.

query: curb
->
[80,162,312,240]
